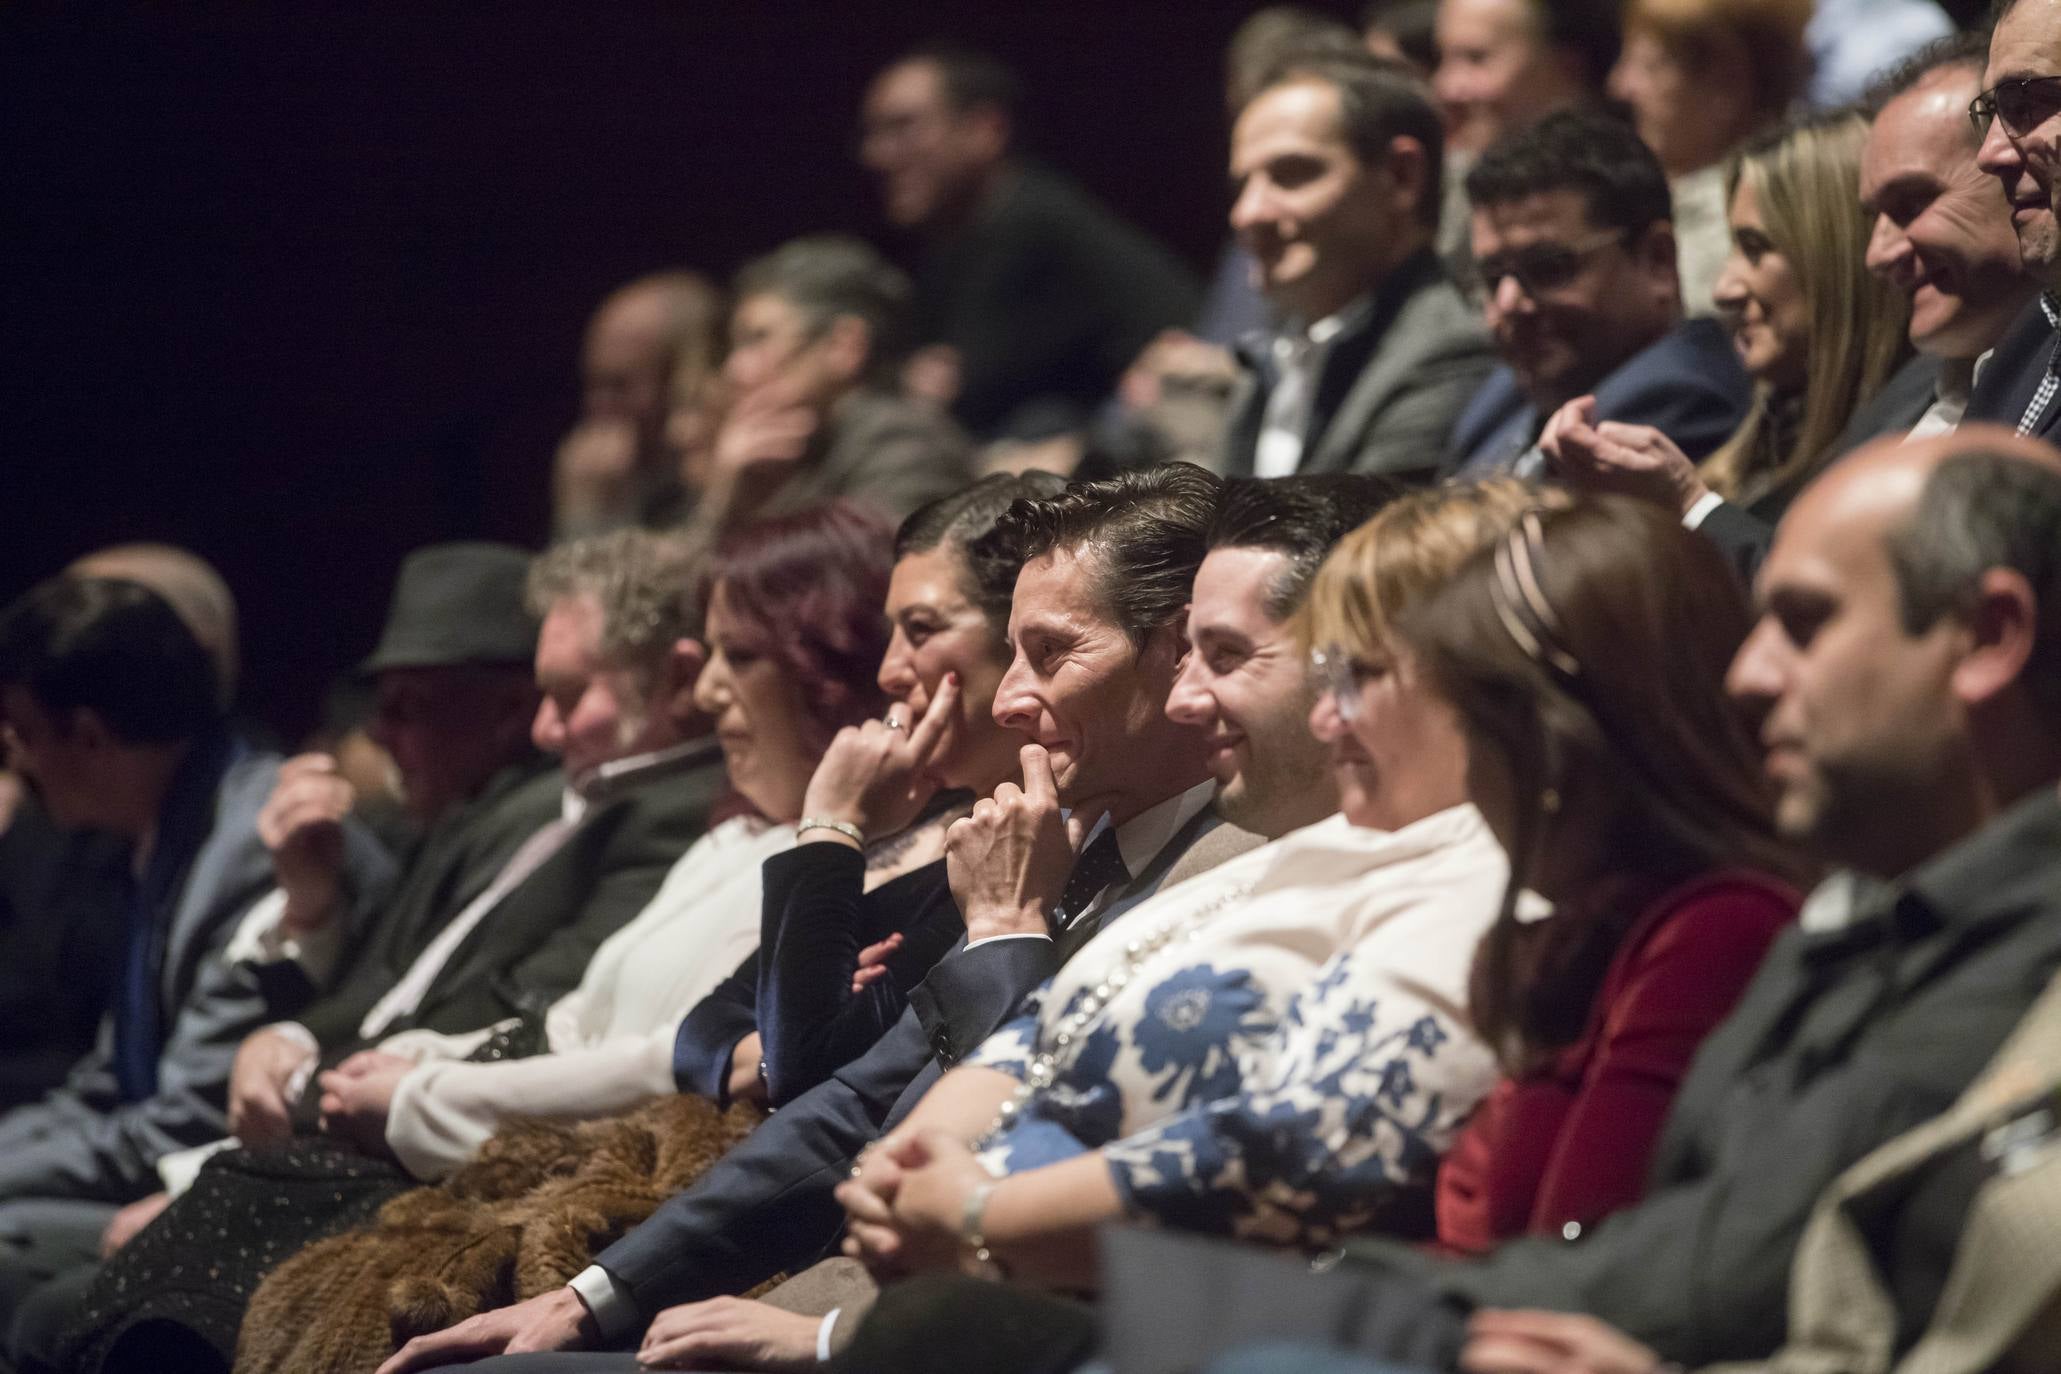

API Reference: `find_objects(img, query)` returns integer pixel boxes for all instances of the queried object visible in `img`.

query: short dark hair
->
[0,576,221,745]
[1887,450,2061,720]
[1246,52,1447,231]
[903,45,1022,123]
[733,235,914,384]
[1207,475,1402,621]
[1532,0,1625,91]
[980,464,1223,643]
[1861,31,1991,115]
[1361,0,1440,72]
[896,472,1069,630]
[1467,108,1673,238]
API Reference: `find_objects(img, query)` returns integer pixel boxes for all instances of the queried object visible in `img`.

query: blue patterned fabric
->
[966,808,1509,1249]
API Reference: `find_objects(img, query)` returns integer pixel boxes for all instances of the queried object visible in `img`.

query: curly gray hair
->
[526,530,704,679]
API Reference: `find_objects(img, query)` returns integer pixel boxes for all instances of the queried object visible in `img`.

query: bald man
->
[68,543,239,709]
[1076,428,2061,1370]
[554,272,725,540]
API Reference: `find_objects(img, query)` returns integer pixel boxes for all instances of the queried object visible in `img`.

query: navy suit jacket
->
[1964,294,2061,441]
[595,800,1232,1323]
[1444,317,1751,479]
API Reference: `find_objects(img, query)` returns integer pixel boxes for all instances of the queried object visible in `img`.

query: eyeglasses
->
[1471,229,1627,298]
[1308,644,1373,723]
[1969,75,2061,141]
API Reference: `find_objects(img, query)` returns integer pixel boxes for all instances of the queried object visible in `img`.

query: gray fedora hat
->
[361,542,538,673]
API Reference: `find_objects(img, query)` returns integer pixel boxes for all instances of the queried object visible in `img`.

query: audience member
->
[1109,5,1364,470]
[552,272,727,541]
[1541,110,1911,578]
[1967,0,2061,443]
[1362,1,1440,81]
[1445,110,1752,479]
[1430,0,1621,262]
[1089,425,2061,1371]
[1222,52,1494,480]
[1405,500,1804,1254]
[1853,36,2038,442]
[858,47,1198,455]
[372,465,1263,1369]
[0,577,391,1330]
[0,545,242,1116]
[1806,0,1955,108]
[1608,0,1812,312]
[687,236,972,540]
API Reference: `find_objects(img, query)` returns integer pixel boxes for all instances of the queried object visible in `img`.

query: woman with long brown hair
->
[1399,495,1810,1251]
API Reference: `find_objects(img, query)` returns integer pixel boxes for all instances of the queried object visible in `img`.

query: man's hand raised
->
[257,754,357,932]
[944,744,1088,944]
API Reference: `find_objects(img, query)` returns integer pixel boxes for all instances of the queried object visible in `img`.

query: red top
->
[1434,869,1800,1254]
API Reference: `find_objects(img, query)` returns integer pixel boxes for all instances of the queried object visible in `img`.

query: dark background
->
[2,0,1315,741]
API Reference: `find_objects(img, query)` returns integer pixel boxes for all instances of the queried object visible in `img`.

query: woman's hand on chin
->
[800,674,960,841]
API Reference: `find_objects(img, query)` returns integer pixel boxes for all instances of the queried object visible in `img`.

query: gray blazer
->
[0,747,392,1203]
[1222,251,1494,481]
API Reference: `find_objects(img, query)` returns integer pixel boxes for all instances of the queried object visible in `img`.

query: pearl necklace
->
[980,880,1259,1148]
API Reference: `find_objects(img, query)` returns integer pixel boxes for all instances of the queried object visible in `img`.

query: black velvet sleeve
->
[672,947,760,1102]
[756,843,960,1106]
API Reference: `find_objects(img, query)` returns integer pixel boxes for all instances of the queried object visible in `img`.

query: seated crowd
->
[4,4,2061,1374]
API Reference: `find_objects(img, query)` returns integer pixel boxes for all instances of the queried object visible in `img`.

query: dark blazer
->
[1332,789,2061,1366]
[1445,316,1751,480]
[1964,294,2061,440]
[294,742,724,1055]
[0,740,392,1202]
[595,800,1247,1329]
[1223,250,1494,482]
[1694,350,1943,585]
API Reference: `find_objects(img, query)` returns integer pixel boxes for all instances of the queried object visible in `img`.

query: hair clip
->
[1490,510,1580,679]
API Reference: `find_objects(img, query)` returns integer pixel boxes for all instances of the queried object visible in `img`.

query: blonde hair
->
[1297,479,1544,658]
[1701,112,1911,509]
[1623,0,1811,124]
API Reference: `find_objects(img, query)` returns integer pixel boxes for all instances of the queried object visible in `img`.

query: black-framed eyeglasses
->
[1471,229,1627,299]
[1969,75,2061,140]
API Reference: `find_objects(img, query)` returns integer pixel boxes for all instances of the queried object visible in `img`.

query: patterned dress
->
[969,805,1509,1247]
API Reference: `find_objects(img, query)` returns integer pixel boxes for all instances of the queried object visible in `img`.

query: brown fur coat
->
[234,1094,764,1374]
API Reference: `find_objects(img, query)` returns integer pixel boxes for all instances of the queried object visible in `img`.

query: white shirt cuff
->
[963,933,1054,951]
[1682,490,1726,530]
[568,1265,642,1345]
[224,888,347,986]
[156,1137,239,1198]
[817,1307,843,1363]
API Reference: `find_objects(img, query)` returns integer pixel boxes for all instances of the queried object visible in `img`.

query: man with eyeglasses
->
[1965,0,2061,444]
[1445,109,1751,481]
[1220,51,1495,482]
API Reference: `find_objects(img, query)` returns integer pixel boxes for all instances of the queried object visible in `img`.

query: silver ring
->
[884,717,905,732]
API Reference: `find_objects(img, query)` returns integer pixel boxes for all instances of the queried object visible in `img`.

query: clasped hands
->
[836,1127,998,1279]
[315,1048,414,1157]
